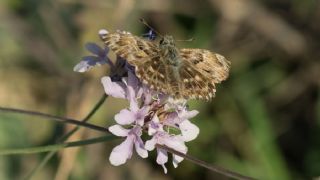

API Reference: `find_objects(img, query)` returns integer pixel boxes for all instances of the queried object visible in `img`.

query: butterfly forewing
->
[100,31,158,66]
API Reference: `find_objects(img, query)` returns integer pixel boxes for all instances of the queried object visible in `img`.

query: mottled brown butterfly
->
[99,27,230,101]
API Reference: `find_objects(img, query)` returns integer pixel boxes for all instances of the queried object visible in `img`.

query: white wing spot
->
[195,75,202,81]
[148,66,155,73]
[159,74,165,79]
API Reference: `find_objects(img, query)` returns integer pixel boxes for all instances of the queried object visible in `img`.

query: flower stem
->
[59,94,108,139]
[156,144,257,180]
[0,100,108,133]
[0,135,116,155]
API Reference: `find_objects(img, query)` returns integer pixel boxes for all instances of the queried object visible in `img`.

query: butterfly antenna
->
[176,38,195,42]
[139,18,163,37]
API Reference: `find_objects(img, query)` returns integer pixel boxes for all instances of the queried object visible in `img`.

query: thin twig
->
[0,135,116,155]
[156,144,257,180]
[0,106,108,132]
[82,94,108,122]
[59,94,108,140]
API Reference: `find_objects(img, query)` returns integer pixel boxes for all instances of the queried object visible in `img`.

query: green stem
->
[157,145,256,180]
[0,135,116,155]
[59,94,108,140]
[0,103,108,133]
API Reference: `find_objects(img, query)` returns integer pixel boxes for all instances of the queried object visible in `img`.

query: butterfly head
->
[159,35,181,66]
[159,35,176,49]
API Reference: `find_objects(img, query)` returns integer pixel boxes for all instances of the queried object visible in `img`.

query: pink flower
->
[101,72,199,172]
[107,104,149,166]
[145,115,188,173]
[104,72,150,165]
[101,71,142,101]
[165,107,200,142]
[108,125,148,166]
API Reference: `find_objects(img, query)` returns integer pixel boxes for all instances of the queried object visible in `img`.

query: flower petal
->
[81,56,104,65]
[156,148,168,174]
[128,72,140,92]
[161,164,168,174]
[134,136,148,158]
[148,115,162,135]
[109,136,134,166]
[115,109,136,125]
[73,56,106,72]
[142,86,152,105]
[73,60,92,73]
[108,125,129,137]
[163,136,188,154]
[179,120,200,142]
[129,97,139,113]
[173,154,185,168]
[180,109,199,120]
[127,72,142,111]
[145,137,156,151]
[135,105,150,126]
[101,76,126,98]
[127,72,140,100]
[156,148,168,164]
[85,42,104,55]
[165,136,187,168]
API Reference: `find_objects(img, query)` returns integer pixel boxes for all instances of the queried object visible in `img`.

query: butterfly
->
[99,29,230,100]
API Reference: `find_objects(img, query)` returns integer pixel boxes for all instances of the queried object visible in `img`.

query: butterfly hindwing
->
[177,61,216,100]
[180,48,230,83]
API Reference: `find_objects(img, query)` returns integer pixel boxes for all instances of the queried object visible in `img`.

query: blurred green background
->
[1,0,320,179]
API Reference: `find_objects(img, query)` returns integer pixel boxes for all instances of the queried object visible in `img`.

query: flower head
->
[101,71,199,173]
